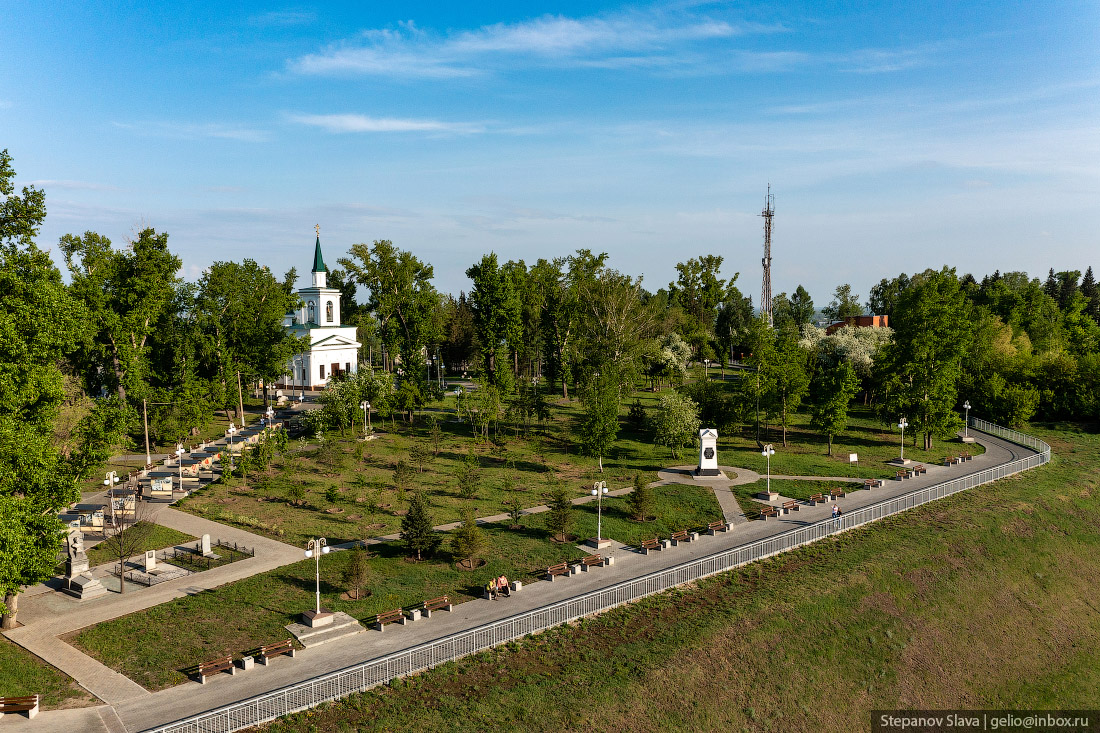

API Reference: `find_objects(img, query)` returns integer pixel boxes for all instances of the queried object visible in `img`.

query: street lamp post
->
[226,423,238,469]
[898,418,909,463]
[304,537,330,616]
[174,444,185,492]
[761,444,775,496]
[962,400,971,439]
[104,471,120,524]
[703,358,710,381]
[590,481,609,547]
[360,400,371,434]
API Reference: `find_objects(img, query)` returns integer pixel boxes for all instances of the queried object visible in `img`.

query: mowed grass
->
[71,483,722,691]
[0,637,96,709]
[85,522,196,568]
[249,422,1100,732]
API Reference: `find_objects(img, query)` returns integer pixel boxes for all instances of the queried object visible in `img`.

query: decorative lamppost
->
[590,480,609,548]
[761,444,775,497]
[962,400,971,440]
[226,423,238,469]
[104,471,120,524]
[898,418,909,464]
[360,400,371,434]
[265,406,274,428]
[174,444,185,492]
[703,358,710,381]
[303,537,331,626]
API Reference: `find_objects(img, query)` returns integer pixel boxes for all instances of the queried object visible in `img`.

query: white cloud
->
[288,113,483,134]
[112,121,270,142]
[28,179,120,191]
[287,9,749,78]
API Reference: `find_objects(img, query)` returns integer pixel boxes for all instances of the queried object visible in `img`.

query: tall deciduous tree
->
[466,253,521,389]
[821,284,864,322]
[651,392,701,458]
[576,367,621,472]
[61,227,182,405]
[876,268,971,450]
[809,360,860,455]
[0,150,84,626]
[764,325,811,447]
[790,285,815,327]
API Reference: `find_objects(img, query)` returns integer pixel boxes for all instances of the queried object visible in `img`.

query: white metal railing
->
[144,419,1049,733]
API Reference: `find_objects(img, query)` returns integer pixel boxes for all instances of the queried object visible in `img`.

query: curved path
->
[0,430,1038,733]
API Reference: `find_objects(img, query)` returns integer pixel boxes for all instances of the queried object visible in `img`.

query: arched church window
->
[326,301,334,323]
[307,301,316,324]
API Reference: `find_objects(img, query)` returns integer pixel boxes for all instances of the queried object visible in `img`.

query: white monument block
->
[144,550,157,571]
[696,428,720,476]
[201,533,213,557]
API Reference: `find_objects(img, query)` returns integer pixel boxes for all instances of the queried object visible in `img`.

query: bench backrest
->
[582,554,602,564]
[262,640,292,653]
[378,609,403,621]
[548,562,568,572]
[199,656,233,671]
[708,520,724,529]
[424,595,449,608]
[0,695,38,707]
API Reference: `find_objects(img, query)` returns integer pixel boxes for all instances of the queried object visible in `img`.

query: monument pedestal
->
[301,609,334,628]
[697,428,720,476]
[961,436,976,444]
[888,458,912,467]
[586,537,612,550]
[63,573,108,601]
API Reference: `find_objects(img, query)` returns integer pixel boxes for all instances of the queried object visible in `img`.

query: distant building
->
[824,314,889,335]
[281,234,361,390]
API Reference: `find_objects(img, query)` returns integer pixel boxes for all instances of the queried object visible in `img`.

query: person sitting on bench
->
[485,579,497,600]
[496,575,511,597]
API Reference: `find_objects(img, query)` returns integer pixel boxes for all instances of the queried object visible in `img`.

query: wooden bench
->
[864,478,884,488]
[371,608,407,631]
[420,595,452,618]
[257,640,295,665]
[806,493,826,505]
[670,529,696,545]
[0,695,39,719]
[579,554,604,571]
[194,655,235,684]
[706,520,729,535]
[640,538,662,554]
[546,561,571,581]
[781,500,799,515]
[830,488,846,499]
[961,451,972,461]
[758,505,779,521]
[912,464,927,475]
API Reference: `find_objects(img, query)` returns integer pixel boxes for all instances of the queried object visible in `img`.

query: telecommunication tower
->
[760,185,775,327]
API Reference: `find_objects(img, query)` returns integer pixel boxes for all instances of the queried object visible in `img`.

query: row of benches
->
[944,452,974,465]
[759,489,852,520]
[636,520,731,553]
[369,595,455,631]
[896,464,928,480]
[546,553,613,580]
[193,639,295,684]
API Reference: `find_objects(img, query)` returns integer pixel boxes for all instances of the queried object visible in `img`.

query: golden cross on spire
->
[314,224,320,237]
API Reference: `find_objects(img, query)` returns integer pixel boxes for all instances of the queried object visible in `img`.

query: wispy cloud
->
[250,10,315,27]
[287,10,754,78]
[28,179,120,191]
[288,113,484,134]
[112,121,270,142]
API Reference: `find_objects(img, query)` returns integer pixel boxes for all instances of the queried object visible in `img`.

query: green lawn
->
[247,422,1100,732]
[0,637,95,709]
[71,483,722,691]
[85,522,196,567]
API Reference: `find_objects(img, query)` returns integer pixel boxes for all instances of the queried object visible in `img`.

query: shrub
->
[449,508,487,569]
[625,473,655,521]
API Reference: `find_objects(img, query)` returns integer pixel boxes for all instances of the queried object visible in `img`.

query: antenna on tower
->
[760,184,775,327]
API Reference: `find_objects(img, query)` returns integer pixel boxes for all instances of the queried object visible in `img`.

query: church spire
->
[312,224,327,274]
[311,225,327,288]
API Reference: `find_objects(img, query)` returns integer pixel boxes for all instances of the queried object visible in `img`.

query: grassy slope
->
[0,637,96,709]
[251,423,1100,732]
[71,484,722,691]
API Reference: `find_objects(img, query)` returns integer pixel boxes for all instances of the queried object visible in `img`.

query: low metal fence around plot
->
[145,420,1050,733]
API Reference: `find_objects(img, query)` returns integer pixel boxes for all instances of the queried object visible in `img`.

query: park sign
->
[849,453,858,464]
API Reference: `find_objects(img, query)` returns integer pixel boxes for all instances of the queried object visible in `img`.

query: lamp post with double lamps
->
[302,537,332,626]
[226,423,238,469]
[104,471,120,524]
[361,400,371,434]
[962,401,972,441]
[174,444,185,492]
[703,358,710,381]
[898,418,909,464]
[589,481,610,548]
[761,444,776,497]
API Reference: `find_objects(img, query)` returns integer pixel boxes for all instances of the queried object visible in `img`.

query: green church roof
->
[311,236,327,273]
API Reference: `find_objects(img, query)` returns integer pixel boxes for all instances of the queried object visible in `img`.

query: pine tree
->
[342,546,370,599]
[400,491,441,560]
[624,473,655,521]
[545,483,574,541]
[449,508,487,569]
[1081,266,1100,325]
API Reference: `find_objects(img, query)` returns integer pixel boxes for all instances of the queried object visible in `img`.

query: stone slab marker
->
[201,533,213,557]
[144,550,157,571]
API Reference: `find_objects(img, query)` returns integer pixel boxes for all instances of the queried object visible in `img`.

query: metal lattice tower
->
[760,184,775,327]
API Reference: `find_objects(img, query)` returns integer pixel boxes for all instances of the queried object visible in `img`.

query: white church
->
[281,232,361,390]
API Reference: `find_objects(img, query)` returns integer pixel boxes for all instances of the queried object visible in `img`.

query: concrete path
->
[2,430,1033,732]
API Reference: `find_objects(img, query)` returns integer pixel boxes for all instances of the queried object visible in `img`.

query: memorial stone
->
[201,533,214,557]
[144,550,157,572]
[696,428,720,476]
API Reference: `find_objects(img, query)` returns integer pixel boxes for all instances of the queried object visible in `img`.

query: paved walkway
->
[1,431,1034,732]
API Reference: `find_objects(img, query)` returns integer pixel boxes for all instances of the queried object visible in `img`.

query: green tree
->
[821,284,864,323]
[0,151,85,626]
[466,252,521,389]
[342,546,370,600]
[790,285,815,327]
[60,227,181,406]
[400,491,441,560]
[652,392,701,459]
[624,473,655,521]
[576,368,620,472]
[876,268,971,450]
[449,508,487,569]
[545,483,574,541]
[454,452,483,499]
[809,361,861,455]
[765,326,811,447]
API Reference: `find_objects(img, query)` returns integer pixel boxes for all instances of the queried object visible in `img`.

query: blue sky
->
[2,1,1097,305]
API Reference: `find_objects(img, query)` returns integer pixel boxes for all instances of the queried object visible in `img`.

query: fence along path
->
[145,419,1050,733]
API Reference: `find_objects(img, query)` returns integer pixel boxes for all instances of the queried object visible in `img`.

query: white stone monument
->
[200,533,214,557]
[144,550,157,572]
[696,428,720,476]
[62,526,107,601]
